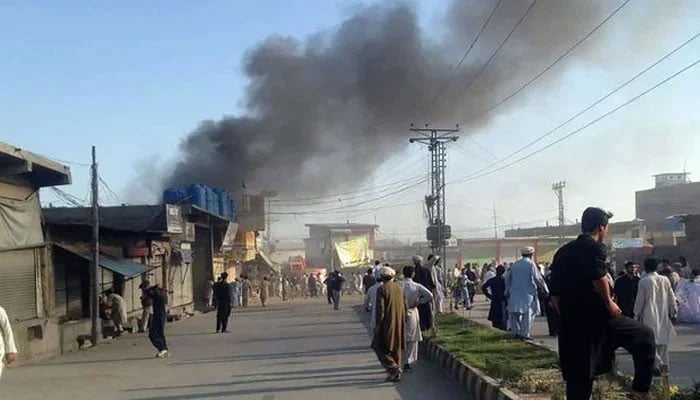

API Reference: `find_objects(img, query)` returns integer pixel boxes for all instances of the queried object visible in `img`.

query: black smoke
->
[164,0,600,197]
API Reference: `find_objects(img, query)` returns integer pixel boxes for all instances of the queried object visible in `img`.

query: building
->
[304,223,377,270]
[636,174,700,232]
[457,237,565,265]
[505,219,648,242]
[0,141,71,361]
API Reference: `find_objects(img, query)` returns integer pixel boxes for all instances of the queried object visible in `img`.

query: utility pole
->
[492,204,498,239]
[261,190,278,253]
[90,146,101,345]
[552,181,566,244]
[409,124,459,262]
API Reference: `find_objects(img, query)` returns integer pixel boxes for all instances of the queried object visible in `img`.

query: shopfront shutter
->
[0,247,38,321]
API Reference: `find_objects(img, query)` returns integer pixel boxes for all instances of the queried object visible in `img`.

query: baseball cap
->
[581,207,613,233]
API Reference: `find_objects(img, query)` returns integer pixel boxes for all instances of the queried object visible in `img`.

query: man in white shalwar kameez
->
[505,247,548,339]
[0,305,18,380]
[427,255,446,314]
[634,258,677,373]
[402,265,434,371]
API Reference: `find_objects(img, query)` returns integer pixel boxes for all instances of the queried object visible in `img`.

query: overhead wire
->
[449,49,700,185]
[420,0,505,122]
[435,0,540,121]
[456,0,632,130]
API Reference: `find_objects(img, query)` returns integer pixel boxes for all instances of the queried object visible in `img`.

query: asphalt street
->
[2,296,470,400]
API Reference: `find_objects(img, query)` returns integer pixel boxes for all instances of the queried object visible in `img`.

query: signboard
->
[184,222,195,242]
[220,222,239,252]
[165,204,183,234]
[334,237,371,268]
[611,238,646,249]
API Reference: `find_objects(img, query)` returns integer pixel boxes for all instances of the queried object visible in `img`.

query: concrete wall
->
[12,318,60,361]
[636,182,700,226]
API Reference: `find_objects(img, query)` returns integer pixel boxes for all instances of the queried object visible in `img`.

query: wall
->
[636,182,700,227]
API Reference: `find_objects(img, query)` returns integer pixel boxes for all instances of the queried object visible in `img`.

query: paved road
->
[2,297,469,400]
[466,295,700,388]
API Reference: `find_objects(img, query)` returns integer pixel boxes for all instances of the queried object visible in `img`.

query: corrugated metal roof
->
[53,243,147,278]
[43,205,166,232]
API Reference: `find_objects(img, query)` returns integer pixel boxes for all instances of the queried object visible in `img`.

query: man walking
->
[401,265,433,371]
[241,275,251,308]
[138,281,154,333]
[372,267,406,383]
[364,279,383,335]
[614,261,641,318]
[213,273,232,333]
[549,207,655,400]
[412,255,435,331]
[0,305,18,380]
[144,283,169,358]
[634,258,677,375]
[308,273,318,297]
[505,246,547,339]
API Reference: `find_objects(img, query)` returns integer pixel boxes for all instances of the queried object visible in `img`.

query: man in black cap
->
[213,273,232,333]
[549,207,655,400]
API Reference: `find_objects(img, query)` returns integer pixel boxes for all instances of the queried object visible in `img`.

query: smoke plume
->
[165,0,603,197]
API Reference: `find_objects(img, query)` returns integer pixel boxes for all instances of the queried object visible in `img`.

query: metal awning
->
[53,243,148,278]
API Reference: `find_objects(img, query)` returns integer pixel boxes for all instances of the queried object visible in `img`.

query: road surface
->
[2,297,469,400]
[467,295,700,388]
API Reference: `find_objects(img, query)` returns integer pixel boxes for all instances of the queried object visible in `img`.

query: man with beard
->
[372,267,406,383]
[412,255,435,331]
[549,207,655,400]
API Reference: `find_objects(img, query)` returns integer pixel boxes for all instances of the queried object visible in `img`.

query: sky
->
[2,0,699,243]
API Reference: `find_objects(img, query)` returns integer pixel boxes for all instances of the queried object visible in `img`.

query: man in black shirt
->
[614,261,641,318]
[145,283,169,358]
[324,271,346,310]
[213,273,232,333]
[412,255,435,331]
[550,207,655,400]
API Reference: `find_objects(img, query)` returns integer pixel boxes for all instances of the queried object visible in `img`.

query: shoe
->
[390,372,402,382]
[221,330,229,333]
[156,350,169,358]
[403,363,412,371]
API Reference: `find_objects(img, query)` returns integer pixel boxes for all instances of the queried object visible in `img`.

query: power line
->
[436,0,540,121]
[458,0,631,129]
[421,0,505,121]
[450,52,700,185]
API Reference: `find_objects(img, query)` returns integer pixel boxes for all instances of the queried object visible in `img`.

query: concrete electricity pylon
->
[409,124,459,261]
[552,181,566,244]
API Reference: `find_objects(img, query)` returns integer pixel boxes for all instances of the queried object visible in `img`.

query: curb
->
[421,340,520,400]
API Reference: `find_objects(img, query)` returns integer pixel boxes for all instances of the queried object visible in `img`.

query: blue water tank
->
[163,187,186,204]
[204,186,217,214]
[214,188,227,217]
[665,215,685,232]
[185,185,207,209]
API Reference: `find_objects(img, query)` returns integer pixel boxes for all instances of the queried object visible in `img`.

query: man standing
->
[0,305,18,380]
[325,271,345,310]
[678,256,692,280]
[307,273,317,297]
[412,255,435,331]
[362,268,376,295]
[231,278,242,308]
[401,266,433,371]
[634,258,677,375]
[145,283,169,358]
[372,267,406,383]
[241,275,251,308]
[505,247,547,340]
[482,265,508,331]
[260,276,269,307]
[428,255,446,314]
[213,273,232,333]
[549,207,655,400]
[371,260,382,280]
[364,279,384,335]
[614,261,641,318]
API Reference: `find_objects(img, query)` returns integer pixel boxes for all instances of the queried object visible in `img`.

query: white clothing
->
[402,278,433,343]
[107,293,127,331]
[634,272,677,345]
[483,269,496,284]
[364,282,383,334]
[406,341,419,365]
[0,306,18,379]
[372,265,383,279]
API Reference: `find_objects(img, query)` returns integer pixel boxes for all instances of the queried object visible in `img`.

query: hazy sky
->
[2,0,699,242]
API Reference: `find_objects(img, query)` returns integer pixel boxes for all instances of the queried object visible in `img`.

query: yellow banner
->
[334,236,371,268]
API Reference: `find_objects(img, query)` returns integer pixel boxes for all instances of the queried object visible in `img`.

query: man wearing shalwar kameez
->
[505,247,548,339]
[371,267,406,383]
[634,258,677,374]
[401,265,433,371]
[412,255,435,331]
